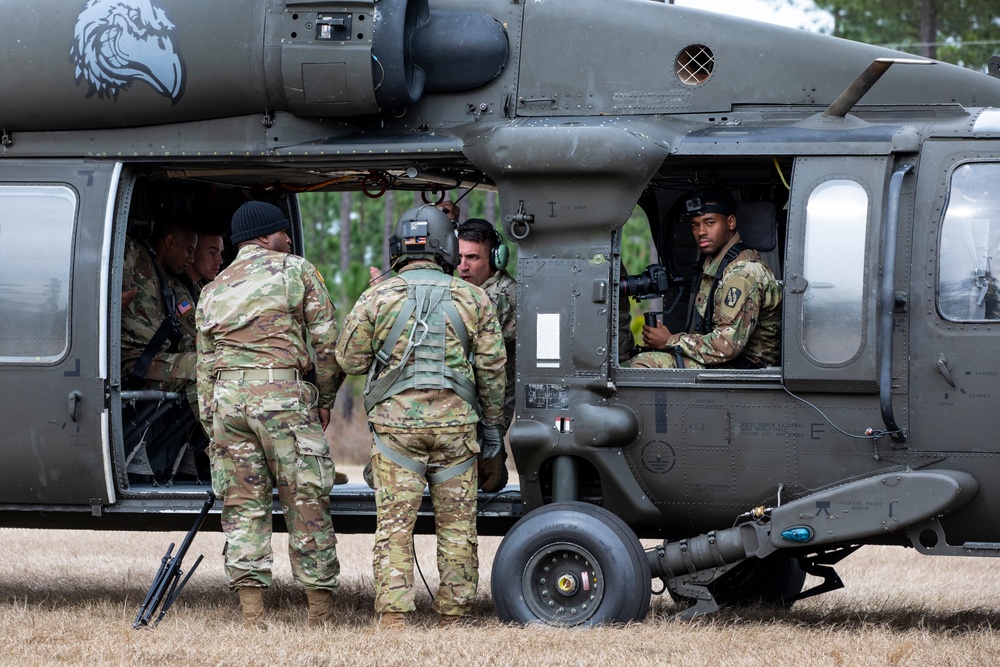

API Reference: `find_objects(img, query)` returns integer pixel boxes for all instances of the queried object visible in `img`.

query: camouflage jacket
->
[481,269,516,432]
[121,236,196,375]
[175,276,204,342]
[666,233,782,367]
[336,260,506,429]
[195,244,344,422]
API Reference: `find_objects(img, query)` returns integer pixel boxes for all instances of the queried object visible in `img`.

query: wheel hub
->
[522,542,603,625]
[556,572,579,596]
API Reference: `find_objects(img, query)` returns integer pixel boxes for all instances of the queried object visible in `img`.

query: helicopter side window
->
[801,180,868,365]
[0,185,77,363]
[938,163,1000,322]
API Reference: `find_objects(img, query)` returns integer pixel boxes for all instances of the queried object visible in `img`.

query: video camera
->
[620,263,671,299]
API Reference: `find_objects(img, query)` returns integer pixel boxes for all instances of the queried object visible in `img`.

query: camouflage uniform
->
[336,259,506,616]
[121,236,196,394]
[196,244,344,591]
[175,276,204,342]
[632,233,782,368]
[480,268,516,436]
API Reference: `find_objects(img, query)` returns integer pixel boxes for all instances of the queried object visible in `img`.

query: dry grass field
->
[2,525,999,667]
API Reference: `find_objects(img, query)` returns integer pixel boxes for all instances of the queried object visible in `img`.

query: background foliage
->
[299,189,650,419]
[786,0,1000,69]
[299,190,651,314]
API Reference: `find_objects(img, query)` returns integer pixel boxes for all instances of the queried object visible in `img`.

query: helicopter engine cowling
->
[0,0,508,131]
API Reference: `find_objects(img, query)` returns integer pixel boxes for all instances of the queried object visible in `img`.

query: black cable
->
[411,488,521,600]
[412,534,434,600]
[781,385,901,441]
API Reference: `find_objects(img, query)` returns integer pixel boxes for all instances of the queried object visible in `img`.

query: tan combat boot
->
[437,613,463,628]
[378,612,408,630]
[238,587,264,626]
[306,589,334,628]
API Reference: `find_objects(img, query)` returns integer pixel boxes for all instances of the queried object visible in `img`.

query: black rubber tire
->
[707,554,806,608]
[491,502,652,626]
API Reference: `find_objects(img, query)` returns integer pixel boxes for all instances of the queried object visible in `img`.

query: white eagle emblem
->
[70,0,185,103]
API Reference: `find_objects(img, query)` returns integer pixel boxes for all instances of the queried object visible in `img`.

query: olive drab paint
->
[2,0,1000,626]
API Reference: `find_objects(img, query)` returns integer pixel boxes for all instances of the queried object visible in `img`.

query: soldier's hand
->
[122,286,138,309]
[318,407,331,431]
[642,322,672,349]
[481,425,503,459]
[368,266,386,286]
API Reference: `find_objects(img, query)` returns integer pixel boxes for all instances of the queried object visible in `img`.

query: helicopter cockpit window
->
[801,180,868,364]
[0,185,77,363]
[938,163,1000,322]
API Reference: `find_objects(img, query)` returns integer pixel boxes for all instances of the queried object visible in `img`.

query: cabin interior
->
[112,155,796,493]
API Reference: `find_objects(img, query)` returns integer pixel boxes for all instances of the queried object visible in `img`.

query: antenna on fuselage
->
[822,57,935,119]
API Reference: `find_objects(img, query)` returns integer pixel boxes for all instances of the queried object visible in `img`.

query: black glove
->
[481,425,502,460]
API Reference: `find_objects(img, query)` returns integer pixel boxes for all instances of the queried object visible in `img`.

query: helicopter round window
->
[675,44,715,85]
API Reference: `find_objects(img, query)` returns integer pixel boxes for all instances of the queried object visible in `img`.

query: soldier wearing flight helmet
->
[336,205,506,629]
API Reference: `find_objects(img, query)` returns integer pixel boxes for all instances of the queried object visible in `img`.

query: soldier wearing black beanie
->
[230,201,291,245]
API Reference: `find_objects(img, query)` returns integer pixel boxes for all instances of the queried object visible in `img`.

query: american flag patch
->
[177,299,193,316]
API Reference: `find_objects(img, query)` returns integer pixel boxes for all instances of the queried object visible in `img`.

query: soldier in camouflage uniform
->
[176,232,224,341]
[457,218,516,492]
[632,187,782,369]
[337,206,506,629]
[121,223,200,478]
[196,201,344,627]
[121,222,198,393]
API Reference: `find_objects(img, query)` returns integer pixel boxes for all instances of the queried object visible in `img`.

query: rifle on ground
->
[133,490,216,628]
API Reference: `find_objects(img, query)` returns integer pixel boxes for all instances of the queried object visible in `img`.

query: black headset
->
[461,218,509,271]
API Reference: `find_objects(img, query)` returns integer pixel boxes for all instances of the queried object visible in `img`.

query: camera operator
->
[630,187,781,369]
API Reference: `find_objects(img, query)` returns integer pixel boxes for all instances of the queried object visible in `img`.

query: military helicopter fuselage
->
[3,0,1000,625]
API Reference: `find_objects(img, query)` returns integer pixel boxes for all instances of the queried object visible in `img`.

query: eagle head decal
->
[70,0,185,103]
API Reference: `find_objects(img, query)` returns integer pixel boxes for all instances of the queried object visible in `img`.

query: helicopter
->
[3,0,1000,626]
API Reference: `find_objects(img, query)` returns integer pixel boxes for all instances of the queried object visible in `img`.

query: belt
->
[217,368,299,381]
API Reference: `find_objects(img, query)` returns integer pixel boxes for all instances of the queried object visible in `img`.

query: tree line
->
[783,0,1000,70]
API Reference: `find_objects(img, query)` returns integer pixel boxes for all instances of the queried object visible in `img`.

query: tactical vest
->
[363,269,479,416]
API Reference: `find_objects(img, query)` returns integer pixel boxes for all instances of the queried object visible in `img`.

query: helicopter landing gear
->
[491,501,651,626]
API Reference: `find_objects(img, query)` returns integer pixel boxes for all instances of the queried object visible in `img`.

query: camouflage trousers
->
[209,379,339,590]
[629,350,700,369]
[126,351,200,419]
[370,425,479,616]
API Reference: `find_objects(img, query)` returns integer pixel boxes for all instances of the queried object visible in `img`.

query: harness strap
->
[442,301,472,362]
[694,242,748,334]
[364,284,439,412]
[364,269,478,415]
[130,317,179,382]
[372,430,476,485]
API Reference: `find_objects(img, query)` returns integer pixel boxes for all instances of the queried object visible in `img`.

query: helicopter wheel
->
[491,501,651,626]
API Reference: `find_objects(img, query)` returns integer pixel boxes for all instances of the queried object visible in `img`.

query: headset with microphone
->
[459,218,509,271]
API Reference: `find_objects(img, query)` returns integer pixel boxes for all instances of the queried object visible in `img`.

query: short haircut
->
[457,218,499,250]
[151,219,196,244]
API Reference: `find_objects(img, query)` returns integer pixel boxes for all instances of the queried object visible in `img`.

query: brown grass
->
[1,521,999,666]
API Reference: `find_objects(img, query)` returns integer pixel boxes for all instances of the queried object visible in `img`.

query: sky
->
[672,0,834,32]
